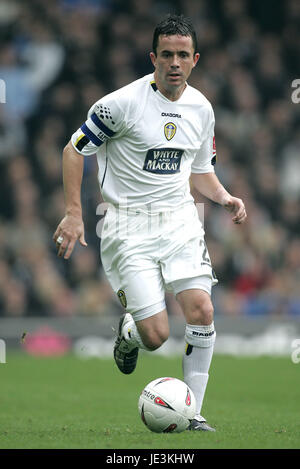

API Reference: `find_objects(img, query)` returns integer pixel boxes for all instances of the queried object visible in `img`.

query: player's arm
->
[53,141,87,259]
[191,104,246,225]
[190,172,247,224]
[53,95,126,258]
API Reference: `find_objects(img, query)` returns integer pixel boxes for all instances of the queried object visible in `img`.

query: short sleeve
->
[191,106,216,174]
[70,93,126,156]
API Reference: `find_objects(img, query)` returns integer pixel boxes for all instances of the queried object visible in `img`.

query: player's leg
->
[175,279,216,431]
[100,207,170,373]
[103,247,169,373]
[114,307,169,374]
[160,204,217,430]
[115,307,169,353]
[135,309,169,351]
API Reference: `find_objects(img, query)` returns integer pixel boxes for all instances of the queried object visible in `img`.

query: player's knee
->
[200,301,214,325]
[142,328,169,351]
[188,297,214,325]
[184,295,216,348]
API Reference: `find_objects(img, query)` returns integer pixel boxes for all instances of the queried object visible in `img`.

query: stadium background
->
[0,0,299,357]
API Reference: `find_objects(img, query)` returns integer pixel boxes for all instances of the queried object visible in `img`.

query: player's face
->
[150,34,199,101]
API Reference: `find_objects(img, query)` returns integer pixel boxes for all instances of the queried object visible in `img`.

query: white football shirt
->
[71,73,216,210]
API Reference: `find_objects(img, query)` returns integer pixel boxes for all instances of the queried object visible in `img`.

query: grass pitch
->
[0,351,299,449]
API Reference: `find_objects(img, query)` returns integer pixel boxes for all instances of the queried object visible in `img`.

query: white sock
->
[183,323,216,418]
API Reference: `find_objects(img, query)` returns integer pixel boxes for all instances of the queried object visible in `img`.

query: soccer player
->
[53,15,247,431]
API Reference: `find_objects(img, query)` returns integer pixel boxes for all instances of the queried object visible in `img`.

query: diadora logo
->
[161,112,181,118]
[164,122,176,141]
[192,330,215,337]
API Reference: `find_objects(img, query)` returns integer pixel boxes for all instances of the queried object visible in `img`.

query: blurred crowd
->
[0,0,299,318]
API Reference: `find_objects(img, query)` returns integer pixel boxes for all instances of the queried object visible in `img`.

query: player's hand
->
[53,214,87,259]
[223,197,247,224]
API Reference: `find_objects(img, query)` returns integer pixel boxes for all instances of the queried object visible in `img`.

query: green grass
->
[0,351,299,449]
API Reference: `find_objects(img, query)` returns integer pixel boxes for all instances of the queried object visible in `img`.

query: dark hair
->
[152,14,198,56]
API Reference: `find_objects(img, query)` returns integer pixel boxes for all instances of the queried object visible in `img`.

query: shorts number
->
[200,239,211,266]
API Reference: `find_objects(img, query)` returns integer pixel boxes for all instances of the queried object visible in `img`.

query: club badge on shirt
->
[164,122,177,141]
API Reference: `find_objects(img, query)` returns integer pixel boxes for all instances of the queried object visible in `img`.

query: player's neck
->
[155,76,186,101]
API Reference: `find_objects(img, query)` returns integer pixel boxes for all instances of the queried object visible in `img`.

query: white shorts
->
[100,203,218,321]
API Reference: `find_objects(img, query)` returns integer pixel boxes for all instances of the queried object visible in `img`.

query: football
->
[138,377,196,433]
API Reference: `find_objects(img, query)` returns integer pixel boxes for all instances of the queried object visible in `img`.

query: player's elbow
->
[63,140,74,154]
[63,141,83,160]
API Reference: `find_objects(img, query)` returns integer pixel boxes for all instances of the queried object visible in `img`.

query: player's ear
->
[150,52,157,67]
[192,53,200,68]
